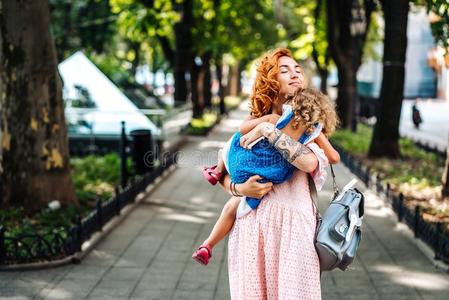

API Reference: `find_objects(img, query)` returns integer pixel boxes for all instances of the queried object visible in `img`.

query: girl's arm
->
[314,133,340,164]
[239,114,280,135]
[241,121,318,173]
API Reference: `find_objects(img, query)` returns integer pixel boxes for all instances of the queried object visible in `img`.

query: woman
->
[219,48,336,299]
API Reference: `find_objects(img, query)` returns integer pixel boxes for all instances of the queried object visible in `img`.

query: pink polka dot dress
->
[228,143,328,300]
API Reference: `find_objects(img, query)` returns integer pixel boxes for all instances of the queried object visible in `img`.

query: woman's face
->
[276,56,305,101]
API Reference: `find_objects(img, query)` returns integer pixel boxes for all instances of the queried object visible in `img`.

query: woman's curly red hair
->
[250,48,295,118]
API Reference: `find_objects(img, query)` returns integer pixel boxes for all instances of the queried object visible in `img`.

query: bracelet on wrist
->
[230,181,236,196]
[230,181,243,197]
[233,182,243,197]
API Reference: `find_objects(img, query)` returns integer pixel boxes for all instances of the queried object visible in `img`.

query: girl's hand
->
[314,132,340,164]
[240,122,274,149]
[236,175,273,199]
[314,132,326,143]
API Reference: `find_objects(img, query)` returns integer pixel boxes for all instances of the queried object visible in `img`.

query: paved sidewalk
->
[1,102,449,300]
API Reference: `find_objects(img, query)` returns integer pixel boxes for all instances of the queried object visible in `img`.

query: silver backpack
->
[308,165,364,271]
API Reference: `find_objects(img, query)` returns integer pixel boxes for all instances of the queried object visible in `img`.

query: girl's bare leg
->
[192,196,240,265]
[202,196,240,248]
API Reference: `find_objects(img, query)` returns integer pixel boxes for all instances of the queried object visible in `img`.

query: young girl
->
[192,87,340,265]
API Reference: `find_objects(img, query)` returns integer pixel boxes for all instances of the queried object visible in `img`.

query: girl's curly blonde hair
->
[289,88,339,137]
[250,48,296,118]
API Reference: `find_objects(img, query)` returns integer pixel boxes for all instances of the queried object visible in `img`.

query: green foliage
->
[330,124,372,155]
[88,52,134,85]
[223,96,242,111]
[110,0,283,69]
[110,0,178,41]
[0,154,129,243]
[49,0,117,61]
[426,0,449,51]
[211,0,281,62]
[280,1,317,60]
[0,204,83,237]
[187,112,218,136]
[70,154,125,203]
[363,11,383,62]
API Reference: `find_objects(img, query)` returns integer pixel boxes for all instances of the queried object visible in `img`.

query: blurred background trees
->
[1,0,449,210]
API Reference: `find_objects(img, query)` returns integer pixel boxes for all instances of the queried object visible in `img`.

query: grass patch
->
[187,112,218,136]
[224,96,243,111]
[188,96,244,136]
[331,124,372,156]
[1,154,130,239]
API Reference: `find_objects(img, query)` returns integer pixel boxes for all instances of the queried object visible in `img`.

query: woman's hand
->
[235,175,273,199]
[240,122,275,149]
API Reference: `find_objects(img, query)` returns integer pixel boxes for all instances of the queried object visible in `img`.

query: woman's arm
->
[239,114,280,135]
[241,122,318,173]
[314,133,340,164]
[219,173,273,199]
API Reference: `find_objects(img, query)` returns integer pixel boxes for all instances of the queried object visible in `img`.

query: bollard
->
[130,129,154,174]
[120,121,128,189]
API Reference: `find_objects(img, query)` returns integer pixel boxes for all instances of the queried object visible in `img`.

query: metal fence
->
[334,144,449,264]
[0,146,177,266]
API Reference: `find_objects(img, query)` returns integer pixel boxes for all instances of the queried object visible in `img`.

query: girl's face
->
[276,56,305,102]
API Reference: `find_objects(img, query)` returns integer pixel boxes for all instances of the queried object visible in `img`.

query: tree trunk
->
[336,64,357,128]
[202,52,212,109]
[173,0,193,105]
[216,61,227,115]
[197,62,205,112]
[229,62,240,97]
[368,0,409,158]
[326,0,374,129]
[190,57,203,118]
[223,64,231,97]
[313,0,329,94]
[0,0,76,210]
[319,69,329,93]
[312,42,330,94]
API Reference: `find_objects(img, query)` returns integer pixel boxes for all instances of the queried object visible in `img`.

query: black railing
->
[0,149,177,266]
[334,145,449,264]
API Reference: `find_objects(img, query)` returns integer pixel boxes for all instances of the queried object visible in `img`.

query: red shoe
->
[192,244,212,265]
[202,165,222,185]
